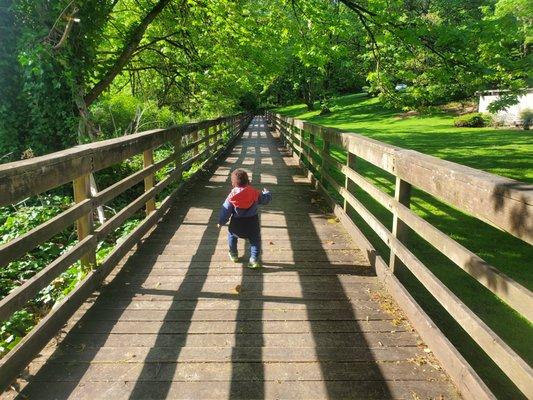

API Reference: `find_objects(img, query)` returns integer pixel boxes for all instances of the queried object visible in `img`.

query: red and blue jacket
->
[218,185,272,226]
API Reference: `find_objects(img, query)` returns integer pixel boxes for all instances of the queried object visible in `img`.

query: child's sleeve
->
[259,189,272,205]
[218,199,234,226]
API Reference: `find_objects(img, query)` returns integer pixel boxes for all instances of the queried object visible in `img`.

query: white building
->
[478,89,532,126]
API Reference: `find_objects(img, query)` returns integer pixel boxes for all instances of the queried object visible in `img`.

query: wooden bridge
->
[0,115,531,399]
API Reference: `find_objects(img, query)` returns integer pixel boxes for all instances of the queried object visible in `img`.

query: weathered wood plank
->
[35,345,424,363]
[68,319,402,335]
[71,308,389,323]
[9,379,459,400]
[24,359,443,382]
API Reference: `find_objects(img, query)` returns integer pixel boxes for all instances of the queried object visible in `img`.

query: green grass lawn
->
[275,93,533,399]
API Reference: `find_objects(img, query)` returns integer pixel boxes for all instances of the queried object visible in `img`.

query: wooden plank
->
[0,199,93,269]
[182,135,207,153]
[35,346,423,364]
[73,308,388,323]
[24,359,443,382]
[81,298,380,311]
[9,378,459,400]
[95,167,182,240]
[192,130,199,155]
[94,150,178,206]
[394,150,533,244]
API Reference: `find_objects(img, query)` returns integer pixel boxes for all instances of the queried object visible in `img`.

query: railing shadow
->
[269,129,392,398]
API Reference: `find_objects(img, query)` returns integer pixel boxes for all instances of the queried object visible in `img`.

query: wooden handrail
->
[0,117,232,207]
[0,112,251,391]
[276,115,533,244]
[267,112,533,400]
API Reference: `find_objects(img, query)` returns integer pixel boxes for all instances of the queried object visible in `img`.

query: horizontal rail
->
[95,150,180,206]
[0,117,235,207]
[321,153,533,320]
[269,111,533,399]
[277,115,533,244]
[0,199,93,269]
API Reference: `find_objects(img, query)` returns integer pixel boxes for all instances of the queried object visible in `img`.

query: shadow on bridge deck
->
[5,118,459,399]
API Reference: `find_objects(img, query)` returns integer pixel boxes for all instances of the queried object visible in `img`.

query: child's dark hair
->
[231,169,250,187]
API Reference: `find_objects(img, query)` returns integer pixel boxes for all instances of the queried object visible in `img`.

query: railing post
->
[73,174,96,268]
[389,177,412,272]
[296,125,303,161]
[143,149,156,215]
[173,130,183,182]
[205,124,211,158]
[321,136,330,186]
[192,130,199,156]
[344,151,356,212]
[214,122,220,152]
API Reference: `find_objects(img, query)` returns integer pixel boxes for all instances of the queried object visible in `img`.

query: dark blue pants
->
[228,231,261,260]
[228,215,261,260]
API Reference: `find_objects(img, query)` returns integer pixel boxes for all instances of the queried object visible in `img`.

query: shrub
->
[520,108,533,130]
[453,113,486,127]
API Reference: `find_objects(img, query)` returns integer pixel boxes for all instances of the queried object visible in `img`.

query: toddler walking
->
[218,169,272,268]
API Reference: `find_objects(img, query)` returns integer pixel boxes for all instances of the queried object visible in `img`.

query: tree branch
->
[84,0,173,106]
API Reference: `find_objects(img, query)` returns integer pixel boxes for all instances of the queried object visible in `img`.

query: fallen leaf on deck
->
[234,285,242,294]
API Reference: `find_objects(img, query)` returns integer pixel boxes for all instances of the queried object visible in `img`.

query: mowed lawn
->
[276,93,533,399]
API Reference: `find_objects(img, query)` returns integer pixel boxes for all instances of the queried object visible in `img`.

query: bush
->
[520,108,533,130]
[453,113,487,127]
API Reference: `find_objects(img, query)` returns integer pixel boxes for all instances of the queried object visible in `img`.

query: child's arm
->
[218,199,234,226]
[259,188,272,205]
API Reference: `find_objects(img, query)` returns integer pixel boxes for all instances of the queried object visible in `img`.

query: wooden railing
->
[266,112,533,400]
[0,113,252,389]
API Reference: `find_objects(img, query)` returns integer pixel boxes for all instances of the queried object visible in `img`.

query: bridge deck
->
[6,118,459,399]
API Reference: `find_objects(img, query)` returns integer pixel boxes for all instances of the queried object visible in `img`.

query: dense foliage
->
[1,0,530,158]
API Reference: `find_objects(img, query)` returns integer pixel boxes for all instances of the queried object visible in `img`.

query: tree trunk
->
[75,90,106,225]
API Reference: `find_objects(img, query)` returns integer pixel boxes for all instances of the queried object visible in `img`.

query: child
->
[217,169,272,268]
